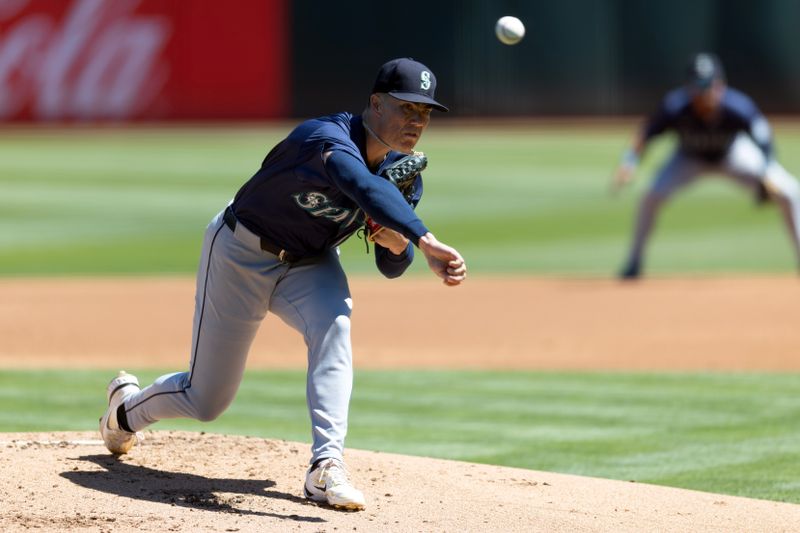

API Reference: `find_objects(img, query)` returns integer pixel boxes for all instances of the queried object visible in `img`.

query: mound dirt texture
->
[3,431,800,533]
[2,276,800,532]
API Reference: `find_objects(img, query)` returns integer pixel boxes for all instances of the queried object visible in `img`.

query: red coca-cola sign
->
[0,0,289,121]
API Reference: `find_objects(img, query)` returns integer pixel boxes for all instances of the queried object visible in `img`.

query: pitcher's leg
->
[270,250,353,463]
[123,211,280,430]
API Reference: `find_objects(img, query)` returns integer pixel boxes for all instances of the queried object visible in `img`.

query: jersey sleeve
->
[324,150,429,245]
[374,242,414,278]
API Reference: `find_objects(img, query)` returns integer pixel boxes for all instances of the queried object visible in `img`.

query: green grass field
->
[2,369,799,503]
[2,121,800,276]
[2,122,800,504]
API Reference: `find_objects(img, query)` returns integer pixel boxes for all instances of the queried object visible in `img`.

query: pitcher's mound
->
[2,431,798,532]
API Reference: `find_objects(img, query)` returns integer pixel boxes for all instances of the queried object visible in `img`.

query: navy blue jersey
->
[232,113,426,258]
[643,87,773,161]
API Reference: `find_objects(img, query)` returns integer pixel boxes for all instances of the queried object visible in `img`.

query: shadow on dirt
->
[61,454,326,523]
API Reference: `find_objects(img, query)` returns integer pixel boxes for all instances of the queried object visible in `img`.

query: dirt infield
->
[3,275,800,370]
[2,276,800,532]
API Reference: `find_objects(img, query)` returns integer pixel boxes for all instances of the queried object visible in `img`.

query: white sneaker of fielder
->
[99,371,142,454]
[304,458,366,510]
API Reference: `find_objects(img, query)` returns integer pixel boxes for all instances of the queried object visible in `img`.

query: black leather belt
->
[223,206,317,265]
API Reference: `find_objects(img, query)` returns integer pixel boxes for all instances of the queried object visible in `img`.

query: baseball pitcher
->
[98,58,467,511]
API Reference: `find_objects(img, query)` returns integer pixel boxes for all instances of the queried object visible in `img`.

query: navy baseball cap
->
[371,58,449,112]
[686,52,725,89]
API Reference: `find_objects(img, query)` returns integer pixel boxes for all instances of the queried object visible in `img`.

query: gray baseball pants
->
[121,207,354,463]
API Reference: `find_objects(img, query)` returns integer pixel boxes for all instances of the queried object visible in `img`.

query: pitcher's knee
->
[306,315,352,357]
[309,311,351,336]
[189,392,233,422]
[326,314,352,339]
[196,407,225,422]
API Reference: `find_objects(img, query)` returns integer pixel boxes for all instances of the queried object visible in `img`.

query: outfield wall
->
[0,0,289,121]
[2,0,800,121]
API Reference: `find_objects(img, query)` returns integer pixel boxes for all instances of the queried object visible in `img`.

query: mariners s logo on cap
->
[371,58,449,112]
[420,71,431,90]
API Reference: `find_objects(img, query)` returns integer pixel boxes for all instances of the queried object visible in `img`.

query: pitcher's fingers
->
[445,269,466,281]
[447,264,466,276]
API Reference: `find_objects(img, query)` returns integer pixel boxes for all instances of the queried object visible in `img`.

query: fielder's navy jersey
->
[231,113,426,259]
[643,87,773,162]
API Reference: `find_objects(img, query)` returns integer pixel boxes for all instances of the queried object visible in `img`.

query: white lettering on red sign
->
[0,0,171,120]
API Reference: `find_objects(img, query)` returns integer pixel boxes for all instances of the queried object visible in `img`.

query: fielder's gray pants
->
[122,207,354,463]
[625,134,800,266]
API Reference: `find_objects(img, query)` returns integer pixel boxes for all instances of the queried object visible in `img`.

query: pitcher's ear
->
[369,93,383,114]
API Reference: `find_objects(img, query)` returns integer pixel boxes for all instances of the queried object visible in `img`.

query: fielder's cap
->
[371,58,449,112]
[686,52,726,90]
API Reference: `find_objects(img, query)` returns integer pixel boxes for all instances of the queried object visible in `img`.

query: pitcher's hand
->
[418,233,467,286]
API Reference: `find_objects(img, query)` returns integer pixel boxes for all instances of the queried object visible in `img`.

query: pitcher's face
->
[372,94,432,153]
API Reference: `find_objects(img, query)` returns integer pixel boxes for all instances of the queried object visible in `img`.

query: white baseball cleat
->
[303,458,366,511]
[99,371,142,455]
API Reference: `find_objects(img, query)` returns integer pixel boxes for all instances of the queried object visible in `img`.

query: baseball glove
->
[365,151,427,242]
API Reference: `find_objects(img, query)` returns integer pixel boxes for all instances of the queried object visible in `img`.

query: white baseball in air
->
[495,16,525,45]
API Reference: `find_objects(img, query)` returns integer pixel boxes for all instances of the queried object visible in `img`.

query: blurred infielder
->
[98,58,467,511]
[613,52,800,278]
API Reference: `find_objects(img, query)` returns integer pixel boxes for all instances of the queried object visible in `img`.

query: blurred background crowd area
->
[3,0,800,123]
